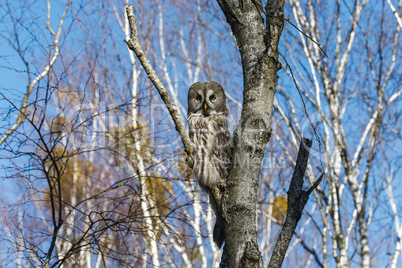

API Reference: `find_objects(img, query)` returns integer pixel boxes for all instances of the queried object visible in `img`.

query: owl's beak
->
[204,103,207,111]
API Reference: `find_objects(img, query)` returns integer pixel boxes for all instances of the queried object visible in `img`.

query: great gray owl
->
[187,81,231,248]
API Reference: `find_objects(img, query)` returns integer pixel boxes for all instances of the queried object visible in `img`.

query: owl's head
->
[188,81,228,116]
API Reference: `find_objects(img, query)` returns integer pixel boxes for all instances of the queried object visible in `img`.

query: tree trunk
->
[216,1,285,267]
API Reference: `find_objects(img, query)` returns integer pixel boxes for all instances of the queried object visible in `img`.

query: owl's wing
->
[212,116,232,180]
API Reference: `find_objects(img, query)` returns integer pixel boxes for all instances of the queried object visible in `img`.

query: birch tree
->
[268,0,402,267]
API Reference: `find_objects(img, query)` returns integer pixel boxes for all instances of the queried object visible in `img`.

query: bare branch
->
[124,5,194,168]
[0,0,72,147]
[386,0,402,28]
[268,138,321,268]
[306,172,324,196]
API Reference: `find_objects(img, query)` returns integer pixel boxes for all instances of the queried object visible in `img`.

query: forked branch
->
[268,138,323,268]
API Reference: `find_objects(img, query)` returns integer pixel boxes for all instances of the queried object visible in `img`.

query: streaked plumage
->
[187,81,231,248]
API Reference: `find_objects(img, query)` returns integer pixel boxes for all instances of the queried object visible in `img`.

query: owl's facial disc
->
[188,81,227,117]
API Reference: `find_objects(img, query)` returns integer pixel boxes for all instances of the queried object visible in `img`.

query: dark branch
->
[268,138,322,268]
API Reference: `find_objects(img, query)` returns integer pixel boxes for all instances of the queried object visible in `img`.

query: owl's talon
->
[217,180,226,192]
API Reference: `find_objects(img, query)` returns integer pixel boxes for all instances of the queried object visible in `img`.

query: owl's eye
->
[210,95,216,102]
[196,95,202,102]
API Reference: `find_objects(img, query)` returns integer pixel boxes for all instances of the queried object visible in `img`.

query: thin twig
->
[279,52,324,171]
[284,18,328,57]
[307,172,324,195]
[252,0,328,56]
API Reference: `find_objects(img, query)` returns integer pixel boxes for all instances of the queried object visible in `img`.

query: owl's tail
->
[213,213,224,249]
[208,189,225,249]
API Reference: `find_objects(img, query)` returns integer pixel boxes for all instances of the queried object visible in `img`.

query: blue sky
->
[0,0,401,266]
